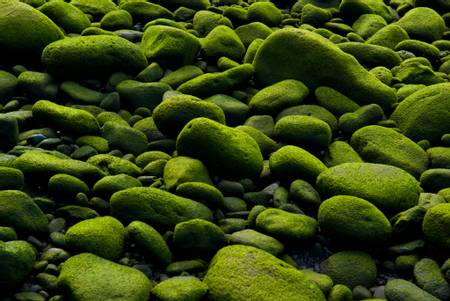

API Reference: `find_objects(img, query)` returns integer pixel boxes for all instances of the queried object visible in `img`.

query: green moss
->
[32,100,99,136]
[338,42,401,68]
[256,208,318,241]
[0,190,48,234]
[176,117,263,180]
[339,0,396,22]
[301,270,334,296]
[17,71,57,100]
[70,0,116,17]
[392,58,445,86]
[235,125,279,157]
[14,150,105,184]
[328,284,353,301]
[301,4,331,26]
[100,10,133,30]
[427,147,450,169]
[396,7,445,42]
[120,1,172,23]
[39,0,91,34]
[352,14,387,39]
[65,216,125,260]
[205,94,249,126]
[338,104,384,135]
[423,203,450,250]
[48,174,89,199]
[366,24,409,49]
[0,240,36,292]
[0,167,23,190]
[315,86,359,117]
[0,71,17,105]
[318,195,391,246]
[235,22,273,48]
[414,258,450,300]
[42,35,147,78]
[163,156,212,191]
[153,94,225,137]
[110,187,213,228]
[141,25,200,67]
[317,162,421,215]
[152,276,207,301]
[161,0,210,10]
[176,182,223,208]
[395,40,441,63]
[193,10,232,37]
[247,2,282,27]
[87,154,141,176]
[76,136,109,153]
[59,253,152,301]
[102,121,148,155]
[126,221,172,266]
[269,145,327,183]
[0,227,17,241]
[275,115,332,150]
[116,80,171,110]
[385,279,441,301]
[320,251,377,289]
[160,66,204,89]
[204,245,326,301]
[173,218,226,255]
[391,83,450,143]
[201,25,245,61]
[243,38,264,64]
[350,125,428,178]
[177,64,254,98]
[136,151,172,168]
[228,229,284,256]
[254,28,397,111]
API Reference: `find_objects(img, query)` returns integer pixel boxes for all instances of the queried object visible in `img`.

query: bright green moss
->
[395,40,441,63]
[235,22,272,48]
[152,276,207,301]
[48,173,89,198]
[396,7,445,42]
[228,229,284,256]
[39,0,91,34]
[136,151,172,168]
[87,154,141,176]
[70,0,116,17]
[366,24,409,49]
[423,203,450,250]
[100,9,133,30]
[315,86,360,116]
[76,136,109,153]
[391,58,445,85]
[205,94,249,126]
[163,156,212,191]
[352,14,387,39]
[120,1,173,23]
[176,182,224,208]
[201,25,245,61]
[339,0,397,22]
[338,42,401,68]
[385,279,441,301]
[0,167,23,190]
[160,0,210,10]
[193,10,232,37]
[235,125,279,157]
[414,258,450,300]
[160,66,204,89]
[247,2,283,27]
[93,174,142,198]
[102,121,148,156]
[116,80,171,110]
[338,104,384,135]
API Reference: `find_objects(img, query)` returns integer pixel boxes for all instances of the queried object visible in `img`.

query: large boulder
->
[396,7,445,42]
[203,245,326,301]
[253,28,397,110]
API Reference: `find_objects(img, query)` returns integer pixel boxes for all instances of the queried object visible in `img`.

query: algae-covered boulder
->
[141,25,201,67]
[160,0,210,10]
[65,216,125,260]
[152,276,207,301]
[247,2,283,27]
[110,187,213,228]
[0,0,64,60]
[48,173,89,199]
[116,80,171,110]
[102,121,148,156]
[0,167,23,190]
[228,229,284,256]
[318,195,392,246]
[201,25,245,61]
[391,83,450,143]
[414,258,450,300]
[42,35,148,78]
[0,190,48,234]
[422,203,450,250]
[204,245,326,301]
[58,253,152,301]
[0,71,17,105]
[0,240,36,291]
[253,28,397,111]
[93,174,142,198]
[350,125,428,178]
[176,118,263,180]
[120,1,173,23]
[320,251,377,289]
[317,163,421,215]
[70,0,117,17]
[339,0,397,22]
[337,42,401,68]
[163,156,212,191]
[396,7,445,42]
[385,279,441,301]
[32,100,99,136]
[39,0,91,34]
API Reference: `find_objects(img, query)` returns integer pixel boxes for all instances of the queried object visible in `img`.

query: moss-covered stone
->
[392,58,446,86]
[338,42,401,68]
[65,216,125,260]
[414,258,450,300]
[0,240,36,292]
[176,182,223,208]
[395,40,441,63]
[423,203,450,250]
[253,28,397,111]
[0,167,23,190]
[48,174,89,199]
[385,278,441,301]
[269,145,327,183]
[152,276,207,301]
[201,25,245,61]
[317,162,421,215]
[42,35,147,78]
[76,136,109,153]
[18,71,58,100]
[301,4,332,26]
[205,94,248,126]
[141,25,200,67]
[339,0,397,22]
[318,195,391,246]
[100,9,133,30]
[59,253,152,301]
[126,221,172,266]
[39,0,91,34]
[0,190,48,234]
[315,86,359,117]
[111,187,213,228]
[153,95,225,137]
[420,169,450,192]
[0,0,64,61]
[323,141,363,167]
[0,226,17,241]
[228,229,284,256]
[87,154,141,176]
[102,121,148,155]
[0,70,17,105]
[235,125,279,157]
[204,245,326,301]
[0,115,18,151]
[163,156,212,191]
[176,117,263,180]
[116,80,171,110]
[160,65,204,89]
[320,251,377,289]
[428,147,450,169]
[256,208,318,242]
[136,151,172,168]
[247,2,282,27]
[328,284,353,301]
[338,104,384,135]
[120,1,172,23]
[352,14,387,39]
[391,83,450,143]
[350,125,428,178]
[160,0,210,10]
[235,22,273,48]
[193,10,232,37]
[14,150,105,184]
[92,174,142,198]
[173,218,226,255]
[396,7,445,42]
[70,0,116,17]
[32,100,100,136]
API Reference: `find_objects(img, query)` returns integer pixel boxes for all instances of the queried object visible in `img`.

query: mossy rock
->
[175,182,224,208]
[366,24,409,49]
[87,154,141,177]
[205,94,249,126]
[201,25,245,61]
[65,216,125,260]
[317,162,421,215]
[0,167,23,190]
[116,80,172,111]
[391,83,450,143]
[314,86,360,117]
[70,0,117,17]
[136,151,172,168]
[92,174,142,198]
[160,0,210,10]
[323,141,363,167]
[352,14,387,39]
[269,145,327,183]
[193,10,232,37]
[235,125,279,157]
[152,276,208,301]
[256,208,318,242]
[320,251,377,289]
[39,0,91,34]
[235,22,273,48]
[42,35,148,78]
[337,42,401,68]
[318,195,392,246]
[423,203,450,250]
[339,0,397,22]
[102,121,148,156]
[58,253,152,301]
[126,221,172,266]
[76,136,109,153]
[350,125,428,178]
[110,187,213,228]
[0,190,48,234]
[32,100,100,136]
[120,1,173,23]
[414,258,450,300]
[0,240,36,292]
[160,65,204,89]
[396,7,445,42]
[163,156,212,191]
[48,173,89,199]
[228,229,284,256]
[0,71,17,105]
[100,9,133,31]
[391,58,445,86]
[176,117,263,180]
[253,28,397,111]
[141,25,201,67]
[153,94,225,137]
[203,245,326,301]
[385,278,441,301]
[14,150,105,184]
[247,2,283,27]
[0,0,64,61]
